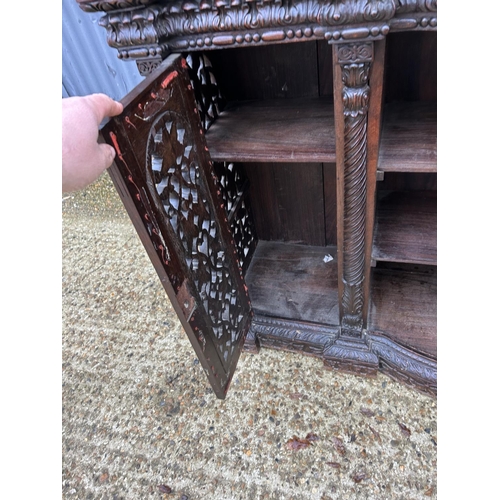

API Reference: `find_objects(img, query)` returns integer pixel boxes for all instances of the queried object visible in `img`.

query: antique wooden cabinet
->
[77,0,437,399]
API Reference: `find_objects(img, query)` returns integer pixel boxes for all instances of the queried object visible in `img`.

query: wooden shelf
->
[205,97,336,163]
[378,101,437,173]
[372,190,436,265]
[368,264,437,359]
[245,241,339,325]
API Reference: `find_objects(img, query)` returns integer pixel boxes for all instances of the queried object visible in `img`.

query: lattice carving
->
[145,109,246,366]
[102,56,252,398]
[213,162,258,275]
[337,42,372,337]
[185,53,226,131]
[146,111,243,361]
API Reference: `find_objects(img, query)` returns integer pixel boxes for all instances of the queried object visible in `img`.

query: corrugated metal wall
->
[62,0,144,100]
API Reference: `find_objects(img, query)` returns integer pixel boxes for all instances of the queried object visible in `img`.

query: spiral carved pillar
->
[334,42,372,338]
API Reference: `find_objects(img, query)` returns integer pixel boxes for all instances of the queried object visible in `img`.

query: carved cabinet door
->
[101,54,253,399]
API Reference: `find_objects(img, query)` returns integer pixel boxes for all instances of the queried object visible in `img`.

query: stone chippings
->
[62,173,437,499]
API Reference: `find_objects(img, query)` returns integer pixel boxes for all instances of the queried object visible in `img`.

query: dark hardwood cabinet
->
[77,0,437,398]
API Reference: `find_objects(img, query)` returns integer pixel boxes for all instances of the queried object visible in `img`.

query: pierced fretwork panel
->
[213,161,258,275]
[101,55,251,398]
[185,53,226,132]
[146,111,247,363]
[230,198,258,275]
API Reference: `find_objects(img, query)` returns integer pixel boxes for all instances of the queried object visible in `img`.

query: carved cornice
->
[77,0,156,12]
[76,0,156,12]
[98,6,167,62]
[160,0,396,50]
[80,0,436,17]
[78,0,436,69]
[395,0,437,14]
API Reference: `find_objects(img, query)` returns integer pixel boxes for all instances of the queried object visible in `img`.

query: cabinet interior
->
[369,31,437,359]
[203,41,340,326]
[187,32,437,351]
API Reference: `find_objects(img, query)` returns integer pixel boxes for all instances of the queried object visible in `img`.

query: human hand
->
[62,93,123,193]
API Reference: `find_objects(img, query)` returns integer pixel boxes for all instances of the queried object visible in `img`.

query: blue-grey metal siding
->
[62,0,144,100]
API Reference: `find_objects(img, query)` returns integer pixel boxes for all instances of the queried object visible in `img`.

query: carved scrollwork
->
[99,6,162,48]
[323,337,378,375]
[160,0,396,47]
[136,57,163,76]
[395,0,437,13]
[337,42,373,63]
[76,0,155,13]
[80,0,436,61]
[369,334,437,394]
[250,315,339,357]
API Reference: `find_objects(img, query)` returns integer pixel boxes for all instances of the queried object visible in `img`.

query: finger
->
[87,93,124,123]
[95,142,117,171]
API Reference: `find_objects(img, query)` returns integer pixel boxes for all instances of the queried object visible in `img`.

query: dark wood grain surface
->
[244,162,328,246]
[372,190,437,265]
[384,31,437,104]
[205,97,335,163]
[369,264,436,358]
[378,101,437,173]
[208,41,321,101]
[246,241,339,326]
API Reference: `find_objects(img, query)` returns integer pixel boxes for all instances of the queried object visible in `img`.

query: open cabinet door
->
[100,54,253,399]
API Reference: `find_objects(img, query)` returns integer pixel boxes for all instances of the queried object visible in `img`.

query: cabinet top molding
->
[76,0,436,74]
[77,0,436,15]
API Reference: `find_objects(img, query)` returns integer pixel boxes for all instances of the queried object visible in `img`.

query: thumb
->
[95,142,117,171]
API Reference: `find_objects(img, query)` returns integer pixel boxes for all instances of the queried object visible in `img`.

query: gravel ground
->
[62,172,437,499]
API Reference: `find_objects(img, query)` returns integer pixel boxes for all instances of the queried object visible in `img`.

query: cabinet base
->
[244,314,437,397]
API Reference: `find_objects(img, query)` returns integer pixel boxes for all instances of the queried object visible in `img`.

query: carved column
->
[323,41,378,375]
[335,42,372,337]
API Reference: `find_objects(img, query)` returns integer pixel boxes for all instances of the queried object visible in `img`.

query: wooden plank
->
[323,162,337,246]
[245,241,339,326]
[244,163,281,241]
[372,190,436,265]
[208,42,320,101]
[369,264,436,359]
[245,162,326,246]
[205,97,336,163]
[363,37,386,324]
[378,101,437,173]
[384,32,437,103]
[317,40,333,97]
[274,163,326,246]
